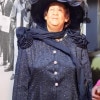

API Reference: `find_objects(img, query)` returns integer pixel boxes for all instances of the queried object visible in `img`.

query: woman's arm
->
[12,48,31,100]
[81,48,93,99]
[76,47,93,100]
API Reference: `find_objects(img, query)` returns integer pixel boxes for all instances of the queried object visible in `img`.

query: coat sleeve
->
[12,48,31,100]
[77,47,93,100]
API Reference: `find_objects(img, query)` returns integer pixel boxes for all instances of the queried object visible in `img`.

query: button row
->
[53,50,58,87]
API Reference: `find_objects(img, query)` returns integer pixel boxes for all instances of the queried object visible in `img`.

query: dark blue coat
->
[12,29,92,100]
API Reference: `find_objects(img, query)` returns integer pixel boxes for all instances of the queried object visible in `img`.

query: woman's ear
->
[44,11,47,20]
[44,16,47,20]
[65,15,70,23]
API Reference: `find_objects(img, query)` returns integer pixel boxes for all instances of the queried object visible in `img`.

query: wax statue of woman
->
[12,0,93,100]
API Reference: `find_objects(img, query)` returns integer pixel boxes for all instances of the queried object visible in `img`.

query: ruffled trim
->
[67,29,89,49]
[16,27,33,49]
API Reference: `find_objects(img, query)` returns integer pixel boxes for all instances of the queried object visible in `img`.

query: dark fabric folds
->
[16,26,66,48]
[16,26,88,50]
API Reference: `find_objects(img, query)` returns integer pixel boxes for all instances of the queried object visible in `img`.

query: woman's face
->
[44,2,69,31]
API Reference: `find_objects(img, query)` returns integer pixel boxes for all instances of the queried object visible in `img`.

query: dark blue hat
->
[30,0,89,28]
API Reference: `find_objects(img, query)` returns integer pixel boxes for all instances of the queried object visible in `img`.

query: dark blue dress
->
[12,30,92,100]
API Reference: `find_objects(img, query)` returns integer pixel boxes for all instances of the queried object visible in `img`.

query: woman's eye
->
[49,8,54,11]
[58,9,63,12]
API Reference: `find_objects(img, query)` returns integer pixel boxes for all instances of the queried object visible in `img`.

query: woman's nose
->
[53,10,58,15]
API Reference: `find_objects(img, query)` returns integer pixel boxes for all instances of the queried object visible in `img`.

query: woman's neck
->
[47,25,63,32]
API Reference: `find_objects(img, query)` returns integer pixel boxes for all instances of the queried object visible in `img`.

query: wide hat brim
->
[30,0,85,28]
